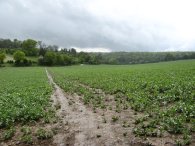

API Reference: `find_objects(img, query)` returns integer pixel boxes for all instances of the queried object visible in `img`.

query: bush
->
[0,53,6,63]
[7,60,14,64]
[14,59,32,66]
[13,50,25,62]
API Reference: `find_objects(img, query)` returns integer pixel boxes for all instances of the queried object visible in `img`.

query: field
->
[48,60,195,145]
[0,68,56,145]
[0,60,195,145]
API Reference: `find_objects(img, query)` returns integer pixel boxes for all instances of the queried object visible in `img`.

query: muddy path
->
[46,69,122,146]
[46,69,169,146]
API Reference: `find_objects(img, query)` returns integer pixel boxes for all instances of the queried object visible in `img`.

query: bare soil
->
[46,69,165,146]
[0,69,184,146]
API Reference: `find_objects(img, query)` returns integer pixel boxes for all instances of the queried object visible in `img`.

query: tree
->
[0,53,6,63]
[70,48,77,56]
[22,39,38,56]
[63,54,72,65]
[39,48,47,56]
[13,39,22,48]
[165,53,175,61]
[47,45,59,52]
[37,41,47,56]
[56,53,64,65]
[13,50,25,62]
[78,52,91,63]
[44,51,56,66]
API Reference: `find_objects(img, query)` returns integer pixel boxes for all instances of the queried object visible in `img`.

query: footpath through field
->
[46,69,123,146]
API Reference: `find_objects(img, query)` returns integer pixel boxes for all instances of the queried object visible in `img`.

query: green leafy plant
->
[2,128,15,140]
[36,128,53,140]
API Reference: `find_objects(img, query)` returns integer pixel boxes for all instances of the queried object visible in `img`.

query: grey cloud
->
[0,0,194,51]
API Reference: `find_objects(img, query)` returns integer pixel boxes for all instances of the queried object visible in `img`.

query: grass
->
[5,54,38,62]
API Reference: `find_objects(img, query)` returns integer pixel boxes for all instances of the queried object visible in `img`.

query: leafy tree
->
[63,54,72,65]
[39,48,47,56]
[56,53,64,65]
[13,39,22,48]
[70,48,77,56]
[22,39,38,56]
[47,45,58,52]
[78,52,91,63]
[165,53,175,61]
[89,55,100,64]
[13,50,25,62]
[0,39,12,48]
[44,51,56,66]
[0,53,6,63]
[37,41,47,56]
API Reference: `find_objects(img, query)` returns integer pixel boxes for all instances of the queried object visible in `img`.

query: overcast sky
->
[0,0,195,52]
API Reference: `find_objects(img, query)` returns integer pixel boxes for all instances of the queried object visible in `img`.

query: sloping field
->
[48,60,195,145]
[0,60,194,146]
[0,68,57,146]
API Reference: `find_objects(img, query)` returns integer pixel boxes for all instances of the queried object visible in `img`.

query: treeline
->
[98,52,195,64]
[0,38,195,66]
[0,38,100,66]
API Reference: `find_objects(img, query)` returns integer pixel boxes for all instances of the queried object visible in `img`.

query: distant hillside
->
[92,52,195,64]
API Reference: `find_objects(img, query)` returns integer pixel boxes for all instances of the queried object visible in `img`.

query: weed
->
[2,128,15,140]
[112,116,119,122]
[20,135,33,144]
[36,128,53,140]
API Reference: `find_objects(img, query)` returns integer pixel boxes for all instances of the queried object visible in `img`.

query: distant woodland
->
[0,38,195,66]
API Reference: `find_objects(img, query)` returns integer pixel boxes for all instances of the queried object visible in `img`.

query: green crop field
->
[48,60,195,145]
[0,60,195,145]
[0,67,56,144]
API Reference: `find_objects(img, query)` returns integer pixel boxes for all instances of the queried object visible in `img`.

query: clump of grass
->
[2,127,15,140]
[20,135,33,144]
[21,126,31,135]
[122,121,130,128]
[36,128,53,140]
[112,116,119,122]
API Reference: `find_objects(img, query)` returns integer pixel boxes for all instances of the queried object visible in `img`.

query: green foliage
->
[20,135,33,144]
[100,52,195,64]
[36,128,53,140]
[0,68,52,128]
[48,60,195,142]
[13,50,25,62]
[22,39,38,56]
[2,128,15,140]
[21,126,32,135]
[43,51,56,66]
[0,53,6,63]
[112,116,119,122]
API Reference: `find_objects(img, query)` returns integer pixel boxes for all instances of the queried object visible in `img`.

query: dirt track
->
[46,69,123,146]
[46,69,178,146]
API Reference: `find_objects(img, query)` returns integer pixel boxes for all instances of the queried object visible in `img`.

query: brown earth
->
[0,69,183,146]
[46,69,177,146]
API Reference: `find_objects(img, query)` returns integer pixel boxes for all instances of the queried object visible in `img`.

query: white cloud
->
[0,0,195,51]
[74,47,111,53]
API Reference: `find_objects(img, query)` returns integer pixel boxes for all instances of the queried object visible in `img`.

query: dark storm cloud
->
[0,0,194,52]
